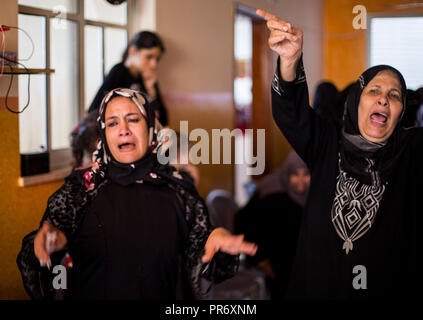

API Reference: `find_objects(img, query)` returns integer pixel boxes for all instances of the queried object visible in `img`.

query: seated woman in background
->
[70,111,99,169]
[17,88,257,300]
[235,150,310,299]
[88,31,168,127]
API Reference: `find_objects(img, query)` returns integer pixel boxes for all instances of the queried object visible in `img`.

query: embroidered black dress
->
[17,170,238,300]
[17,88,238,300]
[271,58,421,300]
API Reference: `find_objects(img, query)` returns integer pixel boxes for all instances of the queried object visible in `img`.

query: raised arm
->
[257,9,329,169]
[256,9,302,81]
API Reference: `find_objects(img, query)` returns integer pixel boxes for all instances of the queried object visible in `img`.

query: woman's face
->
[358,71,403,143]
[105,97,149,163]
[289,168,310,194]
[130,46,162,73]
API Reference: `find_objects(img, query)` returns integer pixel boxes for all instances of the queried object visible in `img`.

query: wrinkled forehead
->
[105,96,142,117]
[100,89,147,120]
[367,70,402,90]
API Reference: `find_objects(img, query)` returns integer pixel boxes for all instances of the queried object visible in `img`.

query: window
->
[18,0,131,175]
[369,16,423,90]
[233,13,253,207]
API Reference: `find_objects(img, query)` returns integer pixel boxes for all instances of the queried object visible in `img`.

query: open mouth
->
[118,142,135,151]
[370,112,388,125]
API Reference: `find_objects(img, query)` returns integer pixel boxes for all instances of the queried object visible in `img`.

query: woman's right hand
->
[34,221,67,268]
[256,9,303,81]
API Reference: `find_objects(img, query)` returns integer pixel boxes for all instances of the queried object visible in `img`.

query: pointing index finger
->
[256,9,277,21]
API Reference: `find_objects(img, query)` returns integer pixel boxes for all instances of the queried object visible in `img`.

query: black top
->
[68,180,187,299]
[88,62,168,126]
[17,157,240,300]
[271,61,421,300]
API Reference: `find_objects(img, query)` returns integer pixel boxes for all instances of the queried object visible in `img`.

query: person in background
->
[416,87,423,127]
[337,82,355,109]
[88,31,168,126]
[17,88,257,300]
[235,150,310,299]
[312,81,339,123]
[70,111,99,169]
[401,89,420,128]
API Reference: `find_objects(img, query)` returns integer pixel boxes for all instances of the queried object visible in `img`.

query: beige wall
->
[155,0,323,196]
[157,0,323,94]
[134,0,157,32]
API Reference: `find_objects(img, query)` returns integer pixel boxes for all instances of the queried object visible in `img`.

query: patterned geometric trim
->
[294,63,306,85]
[272,72,282,96]
[272,61,307,97]
[331,155,386,254]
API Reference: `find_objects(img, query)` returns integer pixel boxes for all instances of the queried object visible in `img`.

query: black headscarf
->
[339,65,410,186]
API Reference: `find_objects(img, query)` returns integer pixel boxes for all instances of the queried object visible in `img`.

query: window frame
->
[18,0,134,173]
[366,11,423,72]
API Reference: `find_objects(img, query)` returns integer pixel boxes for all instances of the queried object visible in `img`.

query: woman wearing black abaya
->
[235,150,310,299]
[17,88,257,300]
[257,9,420,300]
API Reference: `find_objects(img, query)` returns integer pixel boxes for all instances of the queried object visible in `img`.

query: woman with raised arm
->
[257,9,420,300]
[17,88,257,300]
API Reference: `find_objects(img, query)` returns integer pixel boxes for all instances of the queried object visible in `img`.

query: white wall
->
[134,0,157,32]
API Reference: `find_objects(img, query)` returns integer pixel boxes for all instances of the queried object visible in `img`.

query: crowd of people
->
[17,8,422,301]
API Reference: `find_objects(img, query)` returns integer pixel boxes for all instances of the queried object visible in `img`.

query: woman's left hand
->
[201,227,257,263]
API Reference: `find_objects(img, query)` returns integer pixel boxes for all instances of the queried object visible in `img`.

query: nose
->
[119,122,131,136]
[377,93,389,107]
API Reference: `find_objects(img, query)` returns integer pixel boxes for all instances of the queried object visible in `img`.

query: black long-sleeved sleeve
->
[169,182,239,299]
[271,57,329,171]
